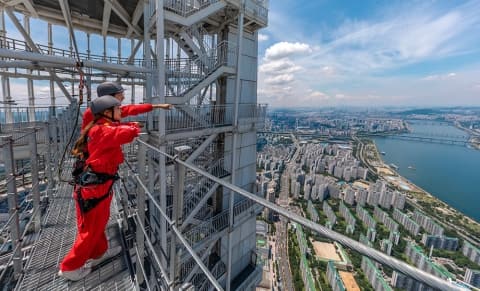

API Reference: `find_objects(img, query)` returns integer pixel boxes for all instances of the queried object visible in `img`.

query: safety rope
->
[56,18,88,184]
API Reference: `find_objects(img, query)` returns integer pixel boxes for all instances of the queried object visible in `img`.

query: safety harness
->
[73,166,119,214]
[71,121,120,214]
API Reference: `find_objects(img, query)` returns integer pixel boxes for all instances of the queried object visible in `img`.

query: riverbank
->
[454,121,480,150]
[363,139,480,245]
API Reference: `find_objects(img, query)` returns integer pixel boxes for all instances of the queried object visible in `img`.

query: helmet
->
[90,95,121,115]
[96,82,124,97]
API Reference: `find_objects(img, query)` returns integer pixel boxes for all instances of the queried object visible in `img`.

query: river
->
[372,120,480,222]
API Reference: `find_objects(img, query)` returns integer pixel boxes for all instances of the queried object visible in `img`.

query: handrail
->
[164,41,236,97]
[133,168,224,291]
[164,0,220,17]
[0,35,151,67]
[135,136,463,291]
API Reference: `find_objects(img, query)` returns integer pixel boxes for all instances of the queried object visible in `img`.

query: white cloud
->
[259,59,302,75]
[258,33,269,42]
[422,72,457,81]
[258,1,480,107]
[264,42,312,60]
[265,74,295,85]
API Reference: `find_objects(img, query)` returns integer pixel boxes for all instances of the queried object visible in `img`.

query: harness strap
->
[76,181,115,214]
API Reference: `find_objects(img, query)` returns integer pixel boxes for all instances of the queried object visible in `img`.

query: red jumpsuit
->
[60,119,140,272]
[81,104,153,129]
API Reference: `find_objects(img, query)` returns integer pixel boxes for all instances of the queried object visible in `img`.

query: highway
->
[274,134,300,291]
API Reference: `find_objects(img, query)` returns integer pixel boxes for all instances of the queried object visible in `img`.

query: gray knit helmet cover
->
[90,95,121,114]
[96,82,124,96]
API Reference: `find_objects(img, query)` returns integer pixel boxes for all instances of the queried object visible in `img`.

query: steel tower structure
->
[0,0,268,290]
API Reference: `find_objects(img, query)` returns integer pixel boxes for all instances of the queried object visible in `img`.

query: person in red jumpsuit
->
[58,95,143,281]
[81,81,173,129]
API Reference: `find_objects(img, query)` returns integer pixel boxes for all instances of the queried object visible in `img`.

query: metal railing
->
[131,136,464,291]
[152,103,267,133]
[244,0,269,25]
[0,36,150,67]
[0,129,51,284]
[164,0,221,17]
[0,106,68,124]
[165,41,236,97]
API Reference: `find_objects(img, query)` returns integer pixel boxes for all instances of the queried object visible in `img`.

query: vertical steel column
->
[226,2,244,290]
[24,16,36,122]
[87,33,91,59]
[1,135,22,277]
[118,38,122,61]
[48,23,56,110]
[155,0,169,282]
[0,8,13,123]
[130,39,135,104]
[51,116,59,166]
[170,146,189,287]
[44,122,54,199]
[136,136,147,285]
[58,113,65,151]
[29,127,41,232]
[103,36,107,81]
[143,1,152,125]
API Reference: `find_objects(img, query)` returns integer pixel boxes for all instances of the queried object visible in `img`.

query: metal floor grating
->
[15,162,135,291]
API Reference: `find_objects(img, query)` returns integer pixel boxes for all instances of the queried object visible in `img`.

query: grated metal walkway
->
[15,162,135,291]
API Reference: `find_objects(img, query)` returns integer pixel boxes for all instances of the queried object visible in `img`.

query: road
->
[274,134,300,291]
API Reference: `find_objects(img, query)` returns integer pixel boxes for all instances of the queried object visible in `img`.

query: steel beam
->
[5,8,73,102]
[22,0,38,18]
[0,48,152,73]
[126,0,144,38]
[102,0,112,37]
[107,0,143,37]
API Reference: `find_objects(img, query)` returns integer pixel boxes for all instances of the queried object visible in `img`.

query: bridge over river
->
[259,130,479,147]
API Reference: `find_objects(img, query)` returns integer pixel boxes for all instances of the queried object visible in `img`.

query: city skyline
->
[258,0,480,108]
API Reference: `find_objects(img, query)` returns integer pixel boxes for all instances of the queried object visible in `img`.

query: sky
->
[1,1,479,108]
[257,0,480,108]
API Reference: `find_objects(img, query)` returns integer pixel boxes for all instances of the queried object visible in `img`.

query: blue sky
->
[1,2,479,108]
[257,0,480,107]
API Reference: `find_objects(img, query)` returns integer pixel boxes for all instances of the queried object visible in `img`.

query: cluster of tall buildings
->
[292,223,316,291]
[326,261,347,291]
[307,199,319,223]
[393,209,421,236]
[270,115,405,136]
[412,210,444,236]
[374,207,399,233]
[462,241,480,265]
[361,256,393,291]
[421,234,458,251]
[364,181,406,210]
[356,205,377,229]
[339,201,356,234]
[380,239,393,255]
[359,234,372,247]
[465,268,480,288]
[323,201,337,228]
[392,272,436,291]
[404,242,454,280]
[392,242,456,290]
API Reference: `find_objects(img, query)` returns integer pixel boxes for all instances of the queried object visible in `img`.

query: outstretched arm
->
[152,104,174,110]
